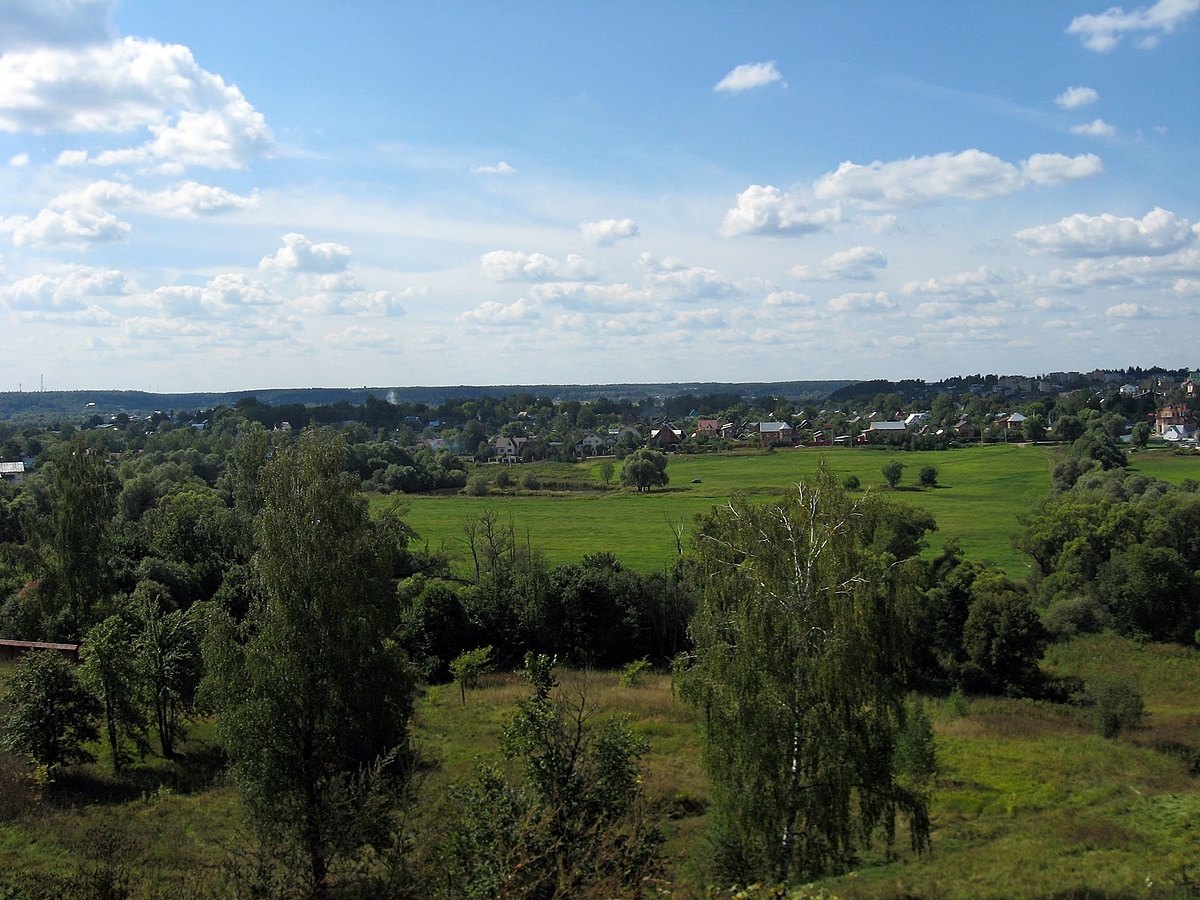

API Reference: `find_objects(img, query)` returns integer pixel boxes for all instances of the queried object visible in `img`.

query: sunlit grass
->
[389,443,1087,575]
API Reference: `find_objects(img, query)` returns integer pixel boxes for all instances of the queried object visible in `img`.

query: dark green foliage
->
[841,474,860,492]
[677,464,930,883]
[80,614,149,771]
[2,650,101,768]
[961,583,1048,696]
[882,459,905,488]
[136,596,203,759]
[620,448,669,492]
[203,427,416,892]
[438,654,662,898]
[1018,471,1200,646]
[919,465,938,487]
[1087,675,1146,738]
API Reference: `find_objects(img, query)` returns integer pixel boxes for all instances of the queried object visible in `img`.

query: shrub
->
[465,475,489,497]
[919,465,938,488]
[842,474,860,492]
[620,657,651,688]
[520,470,541,491]
[1088,675,1146,738]
[494,469,512,489]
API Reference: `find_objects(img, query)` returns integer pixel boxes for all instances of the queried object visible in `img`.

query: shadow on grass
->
[46,740,227,808]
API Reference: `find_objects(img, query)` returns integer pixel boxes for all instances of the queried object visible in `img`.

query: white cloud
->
[828,290,893,312]
[10,206,128,247]
[761,290,813,308]
[810,150,1102,209]
[457,297,541,328]
[261,233,352,273]
[902,266,1005,300]
[55,149,88,166]
[1106,302,1146,318]
[790,245,887,281]
[469,161,516,175]
[152,273,282,319]
[637,252,739,300]
[714,61,785,93]
[0,37,274,170]
[1067,0,1200,51]
[1071,119,1117,137]
[0,266,129,312]
[1055,86,1100,109]
[1174,278,1200,295]
[1022,152,1104,186]
[581,217,639,247]
[480,250,596,282]
[1015,207,1195,257]
[0,0,114,52]
[8,152,29,167]
[720,185,841,237]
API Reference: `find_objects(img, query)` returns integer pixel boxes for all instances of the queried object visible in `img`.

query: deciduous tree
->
[204,427,415,892]
[676,464,930,882]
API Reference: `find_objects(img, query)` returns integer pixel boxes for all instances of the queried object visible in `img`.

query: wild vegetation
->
[0,380,1198,896]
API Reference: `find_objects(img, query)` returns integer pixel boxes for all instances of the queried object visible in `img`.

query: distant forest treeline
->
[0,380,857,421]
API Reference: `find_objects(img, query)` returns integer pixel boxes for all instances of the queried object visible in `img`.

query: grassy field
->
[390,445,1200,577]
[391,444,1060,576]
[4,632,1200,896]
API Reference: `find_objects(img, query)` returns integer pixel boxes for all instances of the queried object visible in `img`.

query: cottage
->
[0,461,25,483]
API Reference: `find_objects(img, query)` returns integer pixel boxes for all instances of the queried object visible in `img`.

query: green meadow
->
[392,445,1200,577]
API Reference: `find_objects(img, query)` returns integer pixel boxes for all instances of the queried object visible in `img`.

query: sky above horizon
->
[0,0,1197,393]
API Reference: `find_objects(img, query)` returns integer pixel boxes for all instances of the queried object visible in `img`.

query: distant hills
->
[0,381,858,421]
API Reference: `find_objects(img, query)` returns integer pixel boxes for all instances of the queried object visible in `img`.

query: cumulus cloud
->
[637,252,739,300]
[810,150,1102,209]
[152,273,282,319]
[761,290,813,308]
[1067,0,1200,51]
[1174,278,1200,296]
[720,185,842,237]
[1014,207,1195,257]
[9,152,29,167]
[0,266,129,312]
[828,290,893,312]
[469,161,516,175]
[261,233,352,273]
[0,37,274,170]
[55,149,88,166]
[790,245,887,281]
[1022,152,1104,186]
[902,266,1006,301]
[581,217,639,247]
[457,297,541,328]
[1071,119,1117,137]
[480,250,596,282]
[1055,86,1100,109]
[1107,302,1146,318]
[9,206,129,247]
[714,61,785,93]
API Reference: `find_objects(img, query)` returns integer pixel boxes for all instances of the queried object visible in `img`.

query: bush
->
[842,474,860,492]
[465,475,489,497]
[520,470,541,491]
[919,465,938,487]
[494,469,512,489]
[1087,675,1146,738]
[620,657,651,688]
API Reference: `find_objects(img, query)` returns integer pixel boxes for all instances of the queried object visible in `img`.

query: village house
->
[0,461,25,483]
[1156,404,1196,439]
[648,423,683,449]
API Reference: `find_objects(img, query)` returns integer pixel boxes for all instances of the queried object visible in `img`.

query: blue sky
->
[0,0,1197,392]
